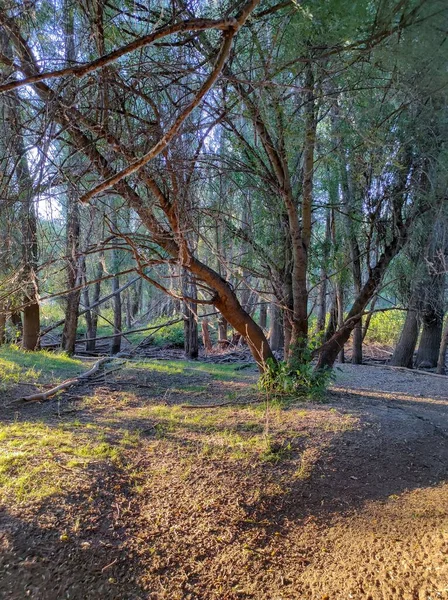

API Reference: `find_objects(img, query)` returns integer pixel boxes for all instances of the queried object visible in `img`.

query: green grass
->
[0,420,124,502]
[0,345,84,389]
[128,359,251,381]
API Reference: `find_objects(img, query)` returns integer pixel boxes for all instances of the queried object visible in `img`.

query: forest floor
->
[0,355,447,600]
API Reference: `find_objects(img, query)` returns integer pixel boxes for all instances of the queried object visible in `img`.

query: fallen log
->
[21,357,113,402]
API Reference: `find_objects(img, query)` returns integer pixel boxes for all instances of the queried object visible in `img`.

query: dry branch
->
[21,357,113,402]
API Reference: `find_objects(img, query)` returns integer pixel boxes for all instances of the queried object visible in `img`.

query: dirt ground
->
[0,360,447,600]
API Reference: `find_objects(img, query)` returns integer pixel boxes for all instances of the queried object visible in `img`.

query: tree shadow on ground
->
[0,460,147,600]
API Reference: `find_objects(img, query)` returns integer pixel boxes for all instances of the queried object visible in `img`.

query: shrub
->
[258,341,334,402]
[148,317,186,348]
[364,310,406,346]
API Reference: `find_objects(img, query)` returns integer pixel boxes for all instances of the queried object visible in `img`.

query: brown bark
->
[182,269,198,359]
[390,309,419,368]
[316,230,407,370]
[218,315,228,342]
[61,190,81,355]
[201,318,212,353]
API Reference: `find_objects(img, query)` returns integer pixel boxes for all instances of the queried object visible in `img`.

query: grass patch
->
[0,345,84,389]
[0,420,126,502]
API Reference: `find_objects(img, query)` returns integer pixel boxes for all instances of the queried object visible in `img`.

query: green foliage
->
[147,317,185,348]
[364,311,406,346]
[259,353,334,402]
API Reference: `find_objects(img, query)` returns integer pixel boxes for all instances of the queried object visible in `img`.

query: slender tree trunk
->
[259,301,267,330]
[182,269,198,359]
[60,1,81,355]
[269,302,284,352]
[336,284,345,363]
[19,153,39,351]
[362,296,378,341]
[317,211,331,335]
[86,258,103,352]
[316,226,408,370]
[61,189,81,354]
[0,308,5,345]
[436,317,448,375]
[131,278,142,319]
[201,318,212,353]
[111,273,122,355]
[218,315,228,342]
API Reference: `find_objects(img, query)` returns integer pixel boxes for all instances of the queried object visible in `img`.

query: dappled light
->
[1,0,448,597]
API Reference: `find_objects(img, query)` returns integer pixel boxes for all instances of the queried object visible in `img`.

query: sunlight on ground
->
[0,346,83,389]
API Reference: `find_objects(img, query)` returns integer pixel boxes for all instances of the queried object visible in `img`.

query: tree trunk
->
[269,302,284,352]
[415,307,444,368]
[22,303,40,351]
[111,274,122,355]
[182,269,198,359]
[218,315,228,342]
[86,258,104,352]
[61,189,81,354]
[362,296,378,341]
[201,318,212,353]
[316,226,408,370]
[336,284,345,363]
[259,301,267,330]
[436,317,448,375]
[0,308,6,345]
[131,278,142,319]
[317,211,331,334]
[390,309,419,368]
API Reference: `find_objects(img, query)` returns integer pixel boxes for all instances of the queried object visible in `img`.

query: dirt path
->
[0,360,447,599]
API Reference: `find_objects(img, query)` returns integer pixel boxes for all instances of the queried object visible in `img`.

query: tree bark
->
[259,301,267,330]
[415,307,444,368]
[201,318,212,353]
[269,302,284,352]
[0,308,5,345]
[390,308,419,368]
[218,315,228,342]
[182,269,198,359]
[436,317,448,375]
[61,188,81,354]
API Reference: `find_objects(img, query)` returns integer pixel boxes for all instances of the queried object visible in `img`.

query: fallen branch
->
[21,357,113,402]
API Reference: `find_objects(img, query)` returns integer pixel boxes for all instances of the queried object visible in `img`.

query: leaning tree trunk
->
[390,308,419,368]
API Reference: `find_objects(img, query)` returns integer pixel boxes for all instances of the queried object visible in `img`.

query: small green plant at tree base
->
[258,341,334,402]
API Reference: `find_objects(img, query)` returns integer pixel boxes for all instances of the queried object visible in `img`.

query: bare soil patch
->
[1,360,447,599]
